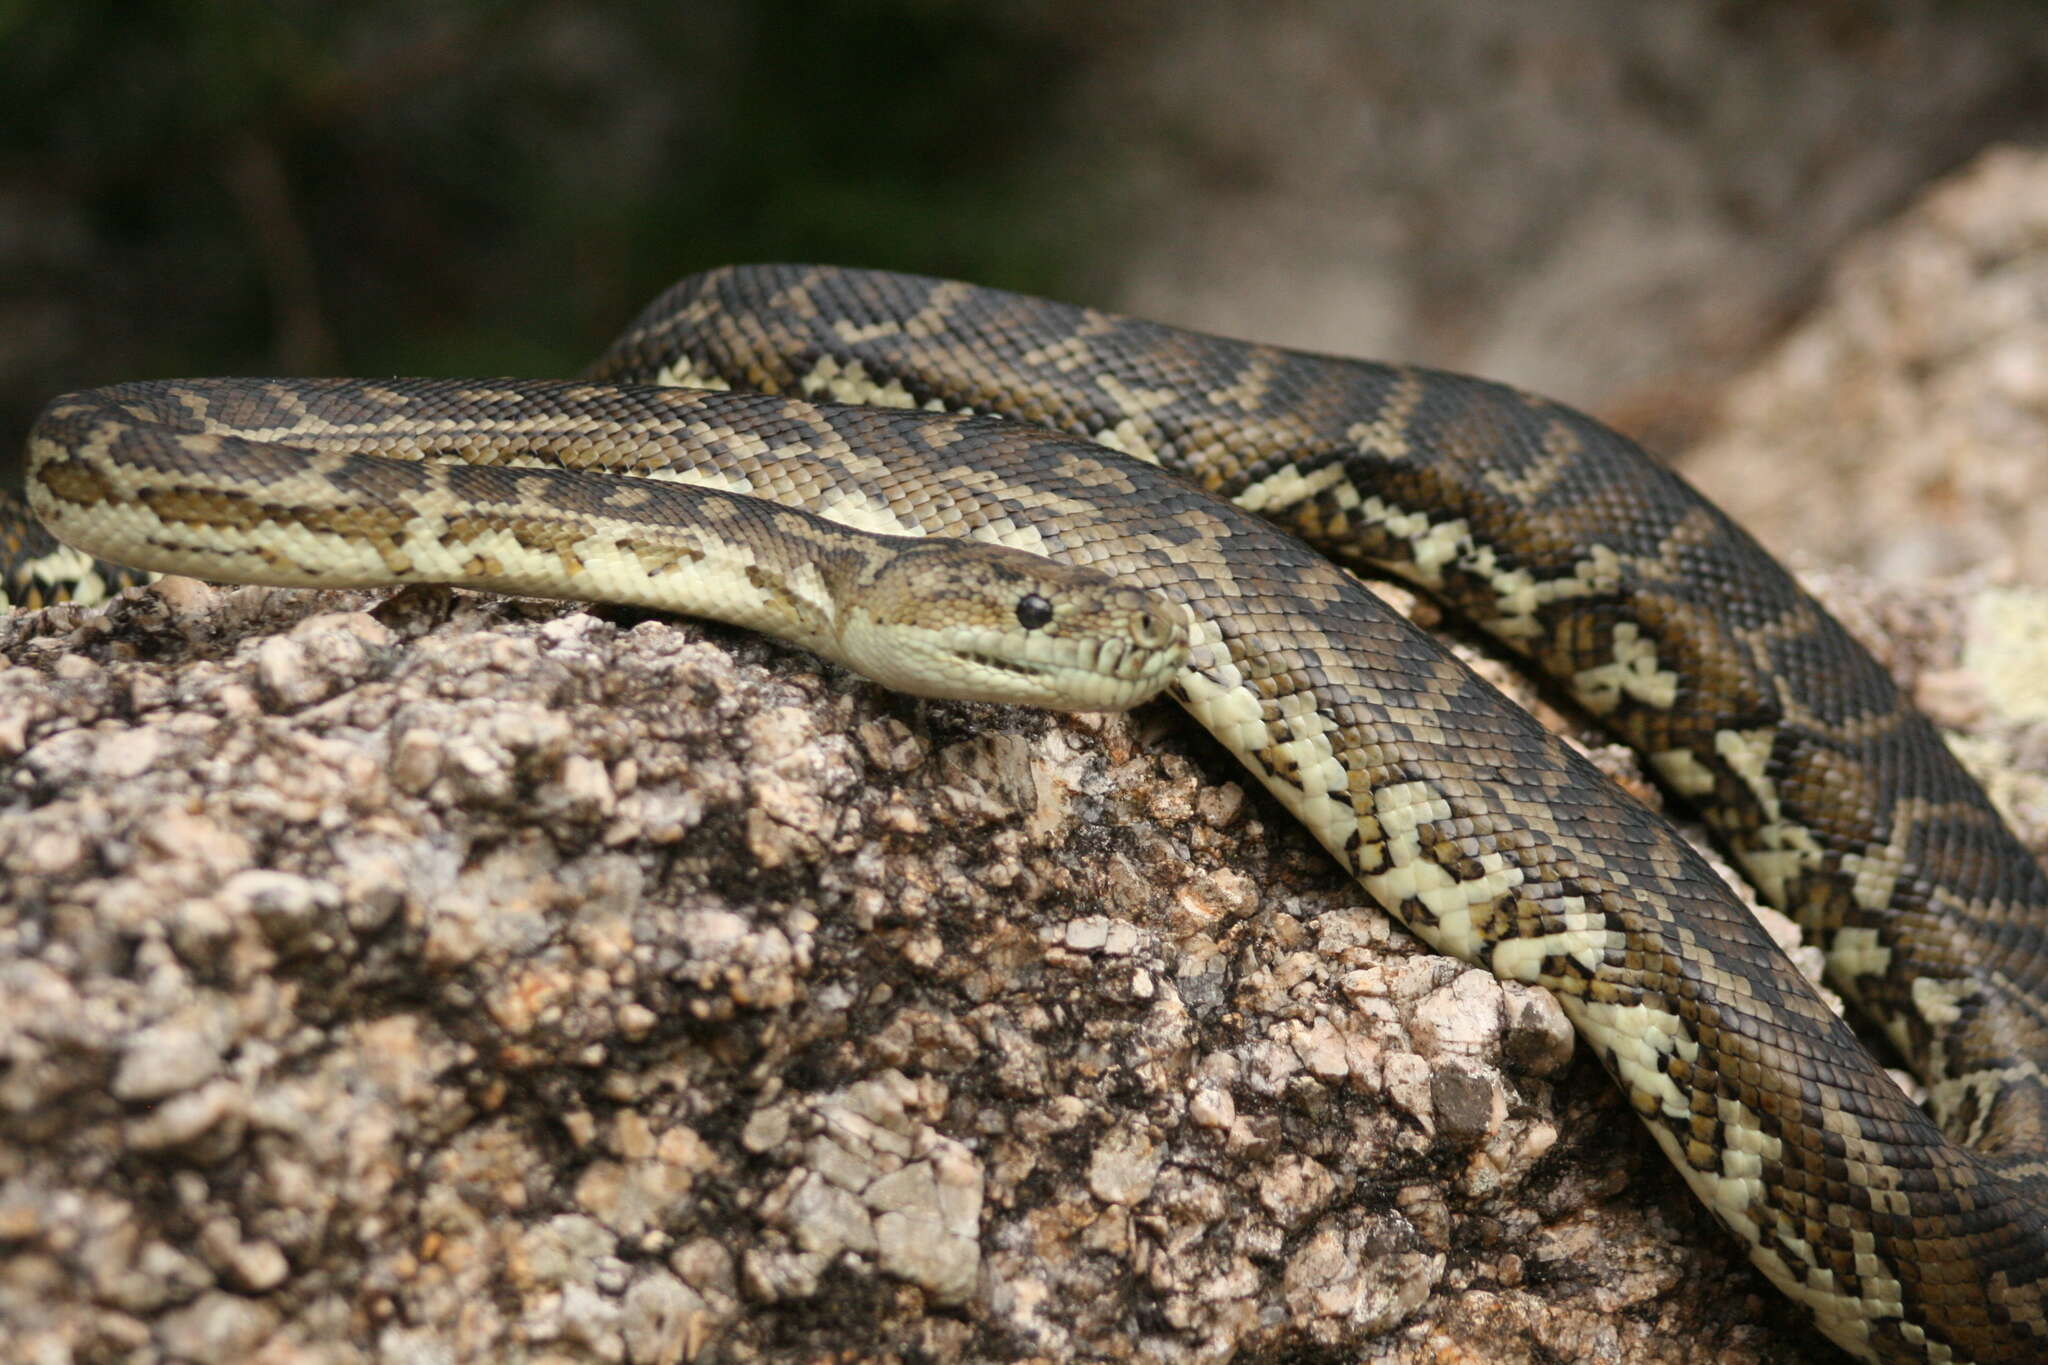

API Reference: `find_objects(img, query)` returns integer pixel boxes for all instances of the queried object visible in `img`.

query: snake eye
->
[1015,593,1054,631]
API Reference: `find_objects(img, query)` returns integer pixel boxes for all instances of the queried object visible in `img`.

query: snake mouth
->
[957,642,1169,685]
[959,651,1048,679]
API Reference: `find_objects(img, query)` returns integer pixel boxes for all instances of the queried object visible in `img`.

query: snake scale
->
[9,264,2047,1362]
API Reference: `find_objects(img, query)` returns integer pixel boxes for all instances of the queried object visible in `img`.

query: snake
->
[8,264,2047,1364]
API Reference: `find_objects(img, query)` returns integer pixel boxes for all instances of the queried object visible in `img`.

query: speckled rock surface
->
[0,583,1685,1361]
[4,551,2042,1364]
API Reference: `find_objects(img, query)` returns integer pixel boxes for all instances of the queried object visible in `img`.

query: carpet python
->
[9,264,2047,1363]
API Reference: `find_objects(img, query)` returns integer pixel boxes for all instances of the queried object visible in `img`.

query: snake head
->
[837,540,1188,711]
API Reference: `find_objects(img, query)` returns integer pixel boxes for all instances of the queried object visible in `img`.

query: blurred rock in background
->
[1686,145,2048,584]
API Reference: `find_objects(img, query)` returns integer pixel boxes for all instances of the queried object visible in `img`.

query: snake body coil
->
[14,265,2048,1363]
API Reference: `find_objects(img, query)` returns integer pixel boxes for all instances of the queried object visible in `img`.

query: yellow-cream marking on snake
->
[9,544,113,605]
[12,262,2048,1364]
[1583,625,1683,711]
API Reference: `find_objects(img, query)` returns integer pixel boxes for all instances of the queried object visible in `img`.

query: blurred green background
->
[6,0,2048,492]
[0,1,1098,444]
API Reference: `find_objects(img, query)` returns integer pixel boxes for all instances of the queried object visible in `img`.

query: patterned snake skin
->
[0,484,149,610]
[12,264,2048,1362]
[19,382,1190,713]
